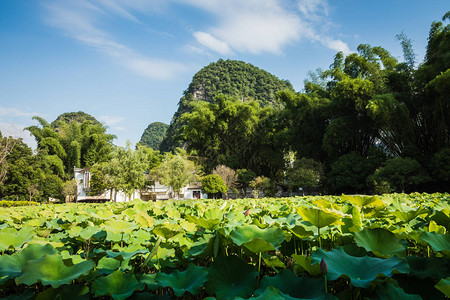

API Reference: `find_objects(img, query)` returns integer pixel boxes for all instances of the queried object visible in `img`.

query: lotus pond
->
[0,193,449,299]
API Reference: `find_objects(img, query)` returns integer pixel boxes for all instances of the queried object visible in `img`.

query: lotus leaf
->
[429,220,446,234]
[103,219,138,234]
[256,269,330,299]
[230,224,285,253]
[235,286,300,300]
[106,249,148,261]
[354,228,406,257]
[36,284,90,300]
[290,225,314,239]
[0,227,34,251]
[0,244,57,278]
[341,194,384,208]
[135,212,155,228]
[262,254,286,269]
[156,264,208,297]
[372,281,422,300]
[205,256,258,300]
[297,207,344,230]
[391,206,429,223]
[152,223,183,240]
[128,292,171,300]
[185,215,221,230]
[420,232,450,255]
[406,256,448,280]
[0,290,34,300]
[92,269,144,300]
[311,247,409,288]
[139,273,159,290]
[292,255,321,276]
[16,254,95,288]
[435,277,450,297]
[97,257,121,274]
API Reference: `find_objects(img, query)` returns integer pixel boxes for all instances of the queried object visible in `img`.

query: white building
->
[74,167,206,203]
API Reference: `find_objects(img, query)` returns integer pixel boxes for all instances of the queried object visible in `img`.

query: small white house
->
[74,167,206,202]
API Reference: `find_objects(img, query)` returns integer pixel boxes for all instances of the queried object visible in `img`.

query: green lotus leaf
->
[0,227,34,251]
[103,219,138,234]
[156,264,208,297]
[429,220,446,234]
[435,277,450,297]
[152,223,183,240]
[392,206,429,223]
[180,220,197,232]
[204,207,224,220]
[205,256,258,300]
[16,254,95,288]
[290,225,314,239]
[166,208,181,219]
[256,269,331,299]
[420,232,450,255]
[341,194,384,208]
[373,281,422,300]
[354,228,406,257]
[405,256,448,280]
[262,254,286,269]
[135,212,155,228]
[106,249,148,261]
[128,292,171,300]
[292,255,321,276]
[0,290,34,300]
[94,209,114,220]
[0,244,57,278]
[97,257,121,275]
[185,215,221,231]
[36,284,90,300]
[230,224,285,253]
[297,207,344,230]
[139,273,159,290]
[235,286,300,300]
[92,269,144,300]
[311,248,410,288]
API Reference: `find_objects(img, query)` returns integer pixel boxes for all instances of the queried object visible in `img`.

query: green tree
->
[370,157,431,193]
[25,113,115,179]
[156,151,199,199]
[286,158,323,194]
[212,165,236,199]
[139,122,169,150]
[236,169,256,197]
[61,179,77,203]
[201,174,227,199]
[249,176,271,198]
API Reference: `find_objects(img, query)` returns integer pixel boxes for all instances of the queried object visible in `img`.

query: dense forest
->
[159,60,294,152]
[0,12,449,202]
[164,11,450,194]
[139,122,169,150]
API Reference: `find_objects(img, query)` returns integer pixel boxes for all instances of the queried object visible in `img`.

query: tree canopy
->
[139,122,169,150]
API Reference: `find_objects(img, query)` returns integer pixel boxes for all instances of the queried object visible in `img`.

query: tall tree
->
[155,151,199,199]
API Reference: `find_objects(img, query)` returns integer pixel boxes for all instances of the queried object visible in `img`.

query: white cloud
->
[0,121,37,149]
[182,0,351,56]
[321,38,352,55]
[193,32,233,55]
[98,115,124,126]
[298,0,329,19]
[43,0,188,80]
[185,0,304,55]
[0,107,39,117]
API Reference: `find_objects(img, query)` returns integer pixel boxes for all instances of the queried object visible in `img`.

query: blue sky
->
[0,0,448,148]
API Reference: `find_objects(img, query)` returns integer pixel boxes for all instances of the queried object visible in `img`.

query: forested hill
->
[139,122,169,150]
[159,59,294,151]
